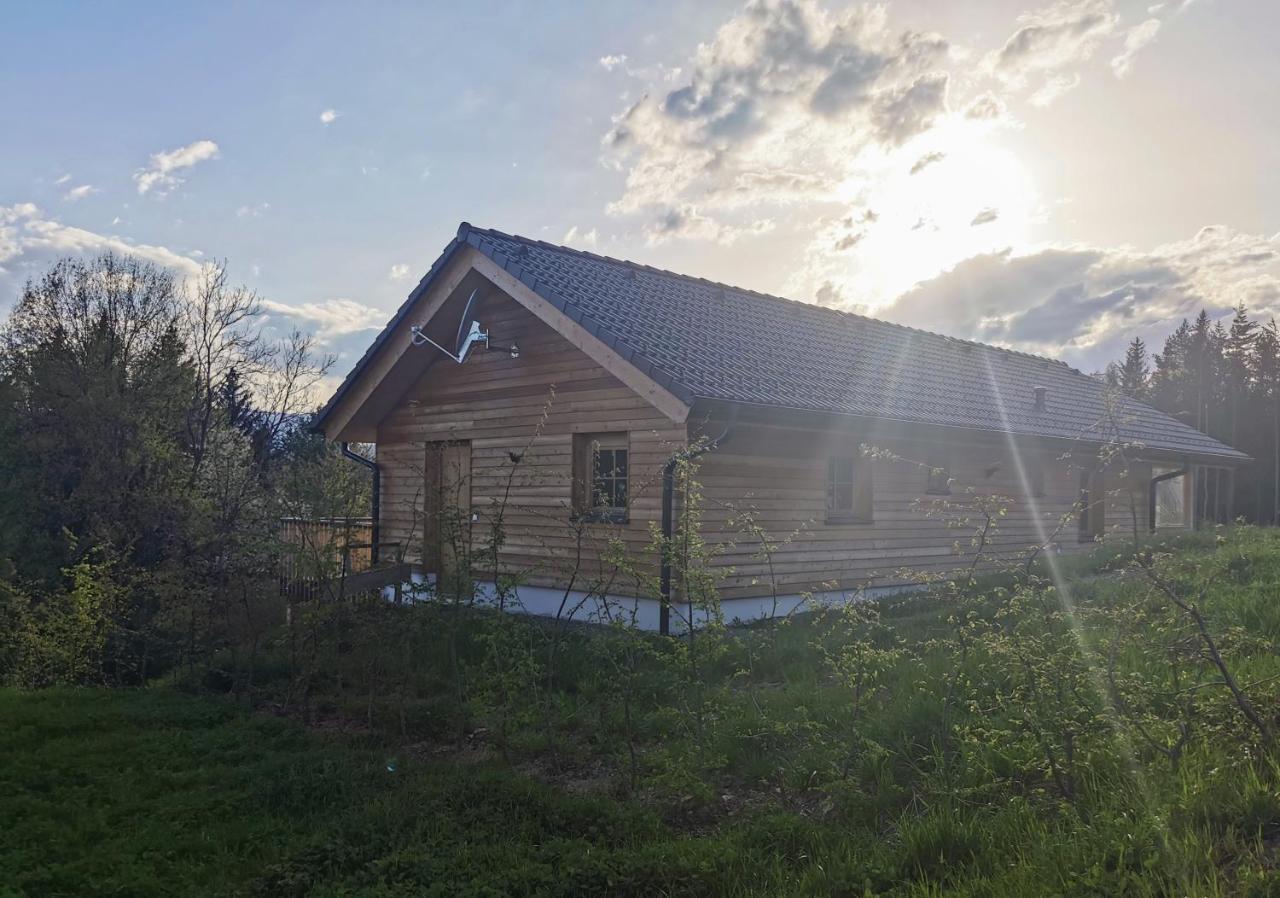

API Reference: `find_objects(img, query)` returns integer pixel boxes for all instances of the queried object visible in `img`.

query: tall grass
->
[5,529,1279,896]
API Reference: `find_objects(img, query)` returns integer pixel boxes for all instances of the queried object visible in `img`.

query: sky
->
[3,0,1279,389]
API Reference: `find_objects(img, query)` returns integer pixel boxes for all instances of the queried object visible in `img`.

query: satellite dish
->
[410,288,519,362]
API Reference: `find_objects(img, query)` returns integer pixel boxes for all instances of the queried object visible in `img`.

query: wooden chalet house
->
[316,223,1247,632]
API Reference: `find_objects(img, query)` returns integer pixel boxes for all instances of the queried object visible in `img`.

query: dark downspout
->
[659,407,739,636]
[1148,466,1188,533]
[342,443,380,564]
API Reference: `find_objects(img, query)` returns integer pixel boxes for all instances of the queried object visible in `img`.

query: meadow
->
[4,528,1279,897]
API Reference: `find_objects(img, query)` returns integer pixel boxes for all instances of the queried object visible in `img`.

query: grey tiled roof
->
[319,223,1246,462]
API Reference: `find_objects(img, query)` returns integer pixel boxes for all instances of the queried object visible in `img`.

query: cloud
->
[644,204,774,246]
[1148,0,1196,13]
[319,108,339,125]
[0,206,390,362]
[909,151,945,175]
[54,173,72,185]
[63,184,98,202]
[1029,72,1081,106]
[562,225,599,248]
[235,202,270,219]
[133,139,220,196]
[1111,18,1161,77]
[989,0,1118,77]
[986,0,1119,104]
[963,92,1007,121]
[880,226,1280,365]
[0,202,205,317]
[599,54,628,71]
[260,297,385,341]
[596,0,1234,363]
[871,72,949,146]
[600,0,953,227]
[388,263,411,281]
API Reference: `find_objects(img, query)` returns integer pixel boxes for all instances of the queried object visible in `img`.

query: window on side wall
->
[926,447,952,495]
[1151,466,1187,529]
[573,433,629,523]
[1027,454,1046,499]
[826,455,873,523]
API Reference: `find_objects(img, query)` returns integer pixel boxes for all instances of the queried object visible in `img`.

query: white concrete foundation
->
[382,570,924,632]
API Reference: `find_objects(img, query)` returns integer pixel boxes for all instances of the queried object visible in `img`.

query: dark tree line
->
[0,252,368,685]
[1105,307,1280,524]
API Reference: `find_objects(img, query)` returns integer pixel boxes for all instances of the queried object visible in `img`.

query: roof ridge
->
[460,222,1072,369]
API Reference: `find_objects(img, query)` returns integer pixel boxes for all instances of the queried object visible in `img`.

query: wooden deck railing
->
[278,517,374,588]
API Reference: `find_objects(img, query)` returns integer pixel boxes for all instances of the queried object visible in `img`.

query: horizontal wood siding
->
[376,291,684,593]
[693,422,1138,599]
[372,289,1171,606]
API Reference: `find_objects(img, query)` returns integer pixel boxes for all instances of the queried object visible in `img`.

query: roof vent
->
[1033,386,1047,411]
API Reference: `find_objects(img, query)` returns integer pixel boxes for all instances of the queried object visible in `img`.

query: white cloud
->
[54,173,72,185]
[63,184,98,202]
[985,0,1119,103]
[599,54,628,71]
[600,0,953,230]
[260,297,385,340]
[1111,18,1161,77]
[562,225,599,248]
[1029,72,1081,107]
[988,0,1118,78]
[133,139,220,196]
[0,202,205,315]
[319,108,339,125]
[593,0,1249,373]
[388,263,411,281]
[881,226,1280,365]
[964,92,1008,121]
[643,205,775,246]
[235,202,271,219]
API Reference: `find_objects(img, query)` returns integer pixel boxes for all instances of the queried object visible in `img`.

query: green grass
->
[5,529,1280,896]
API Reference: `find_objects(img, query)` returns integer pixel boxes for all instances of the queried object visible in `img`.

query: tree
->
[1256,320,1280,524]
[1151,319,1194,424]
[1112,338,1150,400]
[0,250,345,685]
[0,253,197,582]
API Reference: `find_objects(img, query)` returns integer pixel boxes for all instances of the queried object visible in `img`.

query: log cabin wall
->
[691,420,1130,600]
[373,288,1178,606]
[375,290,685,593]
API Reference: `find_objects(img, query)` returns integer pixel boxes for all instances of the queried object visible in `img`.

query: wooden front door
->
[424,440,472,593]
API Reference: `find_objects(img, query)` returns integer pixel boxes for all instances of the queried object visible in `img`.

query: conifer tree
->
[1118,338,1150,399]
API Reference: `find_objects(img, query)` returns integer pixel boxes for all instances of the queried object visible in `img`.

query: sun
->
[842,119,1039,309]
